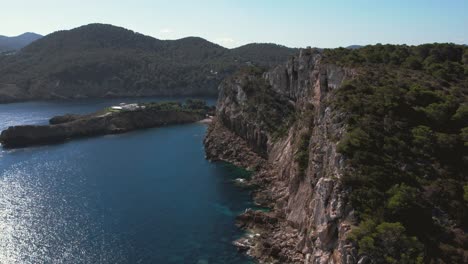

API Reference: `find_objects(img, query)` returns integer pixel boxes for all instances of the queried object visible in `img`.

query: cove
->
[0,99,254,263]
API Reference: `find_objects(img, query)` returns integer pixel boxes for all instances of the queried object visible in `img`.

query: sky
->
[2,0,467,48]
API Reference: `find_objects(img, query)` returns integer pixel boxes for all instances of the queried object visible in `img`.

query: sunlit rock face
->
[205,49,361,263]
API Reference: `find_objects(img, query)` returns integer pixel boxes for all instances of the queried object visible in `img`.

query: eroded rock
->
[204,49,359,263]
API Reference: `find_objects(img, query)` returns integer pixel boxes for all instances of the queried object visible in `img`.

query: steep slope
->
[0,24,296,103]
[204,44,467,263]
[0,32,42,52]
[205,50,358,263]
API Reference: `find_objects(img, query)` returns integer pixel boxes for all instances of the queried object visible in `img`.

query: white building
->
[111,103,145,111]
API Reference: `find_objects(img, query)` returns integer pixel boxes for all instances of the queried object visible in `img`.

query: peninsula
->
[0,99,213,148]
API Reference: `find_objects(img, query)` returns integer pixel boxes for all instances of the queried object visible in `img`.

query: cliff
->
[205,49,359,263]
[1,101,209,148]
[205,44,468,263]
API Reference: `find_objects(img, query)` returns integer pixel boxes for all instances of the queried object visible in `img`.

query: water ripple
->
[0,157,128,263]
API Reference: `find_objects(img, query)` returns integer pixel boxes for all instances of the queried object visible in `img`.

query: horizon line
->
[1,23,466,50]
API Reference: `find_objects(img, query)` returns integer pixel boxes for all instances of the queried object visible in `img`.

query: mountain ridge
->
[0,23,298,103]
[0,32,42,52]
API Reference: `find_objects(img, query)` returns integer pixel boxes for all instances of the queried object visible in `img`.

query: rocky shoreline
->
[0,101,211,148]
[205,119,305,263]
[203,49,360,263]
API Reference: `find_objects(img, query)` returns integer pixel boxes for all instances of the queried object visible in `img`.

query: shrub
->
[294,131,311,177]
[404,56,423,70]
[411,126,434,156]
[185,98,207,110]
[337,127,370,156]
[331,44,467,262]
[452,104,468,126]
[386,184,420,214]
[349,221,424,264]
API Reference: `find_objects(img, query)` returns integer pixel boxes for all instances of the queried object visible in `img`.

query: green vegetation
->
[324,43,466,82]
[348,220,424,263]
[144,99,213,114]
[185,99,209,110]
[293,105,315,177]
[0,24,297,101]
[331,44,467,263]
[236,66,296,137]
[294,131,311,178]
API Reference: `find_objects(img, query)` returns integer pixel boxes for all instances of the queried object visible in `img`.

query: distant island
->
[0,99,213,148]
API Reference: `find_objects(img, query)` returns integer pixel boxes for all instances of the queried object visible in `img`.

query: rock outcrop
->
[1,104,207,148]
[204,49,360,263]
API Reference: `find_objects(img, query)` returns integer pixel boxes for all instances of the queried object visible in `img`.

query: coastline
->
[0,101,212,148]
[204,119,304,263]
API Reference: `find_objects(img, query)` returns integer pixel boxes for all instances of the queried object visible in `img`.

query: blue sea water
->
[0,98,254,264]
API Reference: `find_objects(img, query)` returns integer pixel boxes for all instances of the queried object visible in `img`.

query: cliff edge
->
[205,49,359,263]
[205,44,468,263]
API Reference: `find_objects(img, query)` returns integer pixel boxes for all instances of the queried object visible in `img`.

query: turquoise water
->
[0,99,254,263]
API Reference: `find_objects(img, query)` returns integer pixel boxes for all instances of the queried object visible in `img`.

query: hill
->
[205,43,467,263]
[346,44,363,49]
[0,24,297,103]
[231,43,297,66]
[0,32,42,52]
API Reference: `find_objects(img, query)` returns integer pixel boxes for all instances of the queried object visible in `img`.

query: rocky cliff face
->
[204,49,361,263]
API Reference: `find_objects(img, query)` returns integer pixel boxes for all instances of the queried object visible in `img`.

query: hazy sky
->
[2,0,467,48]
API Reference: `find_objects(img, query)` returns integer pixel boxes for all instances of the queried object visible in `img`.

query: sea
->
[0,98,254,264]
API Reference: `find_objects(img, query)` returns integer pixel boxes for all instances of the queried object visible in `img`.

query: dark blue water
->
[0,99,254,264]
[0,97,216,130]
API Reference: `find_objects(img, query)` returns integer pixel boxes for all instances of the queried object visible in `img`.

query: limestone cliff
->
[204,49,361,263]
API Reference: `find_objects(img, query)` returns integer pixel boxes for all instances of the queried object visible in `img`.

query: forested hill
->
[325,43,468,263]
[204,43,467,263]
[0,24,297,103]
